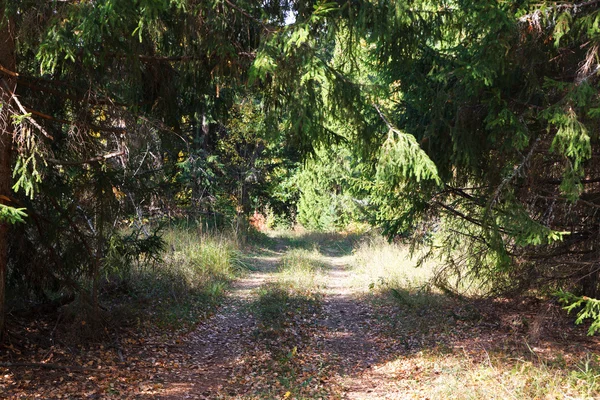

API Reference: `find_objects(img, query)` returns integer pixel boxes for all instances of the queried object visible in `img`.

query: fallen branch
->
[47,150,125,166]
[0,78,54,140]
[0,63,18,77]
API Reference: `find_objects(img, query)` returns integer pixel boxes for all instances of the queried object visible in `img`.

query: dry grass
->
[348,233,600,399]
[351,234,434,294]
[363,348,600,399]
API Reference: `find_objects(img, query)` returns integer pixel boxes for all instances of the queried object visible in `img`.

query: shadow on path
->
[151,233,406,399]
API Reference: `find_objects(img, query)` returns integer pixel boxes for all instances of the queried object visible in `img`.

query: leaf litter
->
[2,238,600,399]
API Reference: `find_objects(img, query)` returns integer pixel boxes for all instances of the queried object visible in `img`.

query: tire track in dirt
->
[313,254,404,399]
[154,254,281,400]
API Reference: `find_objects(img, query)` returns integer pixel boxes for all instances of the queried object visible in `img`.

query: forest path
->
[154,234,402,399]
[313,254,403,399]
[154,249,282,399]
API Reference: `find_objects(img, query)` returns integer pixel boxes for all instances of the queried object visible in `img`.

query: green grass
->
[108,227,247,331]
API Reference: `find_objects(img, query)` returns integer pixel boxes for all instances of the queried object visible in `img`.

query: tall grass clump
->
[352,234,486,301]
[163,228,247,282]
[352,235,433,291]
[108,227,247,330]
[348,234,463,318]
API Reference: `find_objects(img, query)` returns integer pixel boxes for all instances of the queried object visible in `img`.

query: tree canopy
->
[2,0,600,334]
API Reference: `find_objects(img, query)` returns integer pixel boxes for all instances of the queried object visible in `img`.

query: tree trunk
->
[0,6,16,338]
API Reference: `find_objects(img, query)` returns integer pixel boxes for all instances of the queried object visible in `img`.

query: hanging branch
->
[0,78,54,140]
[24,107,126,134]
[373,103,394,130]
[222,0,276,32]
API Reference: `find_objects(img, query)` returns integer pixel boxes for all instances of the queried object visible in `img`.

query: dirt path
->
[312,255,396,399]
[5,235,599,399]
[151,238,404,399]
[155,253,281,399]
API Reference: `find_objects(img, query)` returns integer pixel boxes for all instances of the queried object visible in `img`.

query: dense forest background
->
[2,0,600,338]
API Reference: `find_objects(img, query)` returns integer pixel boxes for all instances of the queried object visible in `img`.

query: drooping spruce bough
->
[253,0,600,329]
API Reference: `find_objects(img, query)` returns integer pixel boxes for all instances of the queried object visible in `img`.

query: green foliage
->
[376,124,441,185]
[104,229,165,278]
[4,0,290,314]
[295,145,362,230]
[0,204,27,224]
[8,0,600,339]
[276,0,600,299]
[558,290,600,336]
[12,153,42,199]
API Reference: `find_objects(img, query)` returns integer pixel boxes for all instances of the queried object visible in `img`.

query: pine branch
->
[0,78,54,140]
[24,107,126,134]
[488,138,540,209]
[434,200,511,235]
[222,0,276,32]
[373,104,394,131]
[0,62,129,107]
[0,63,17,78]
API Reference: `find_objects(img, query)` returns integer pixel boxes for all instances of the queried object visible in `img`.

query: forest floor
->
[2,231,600,399]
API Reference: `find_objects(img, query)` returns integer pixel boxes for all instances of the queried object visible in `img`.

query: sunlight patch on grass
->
[268,229,359,256]
[277,248,326,293]
[372,349,600,399]
[351,235,434,293]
